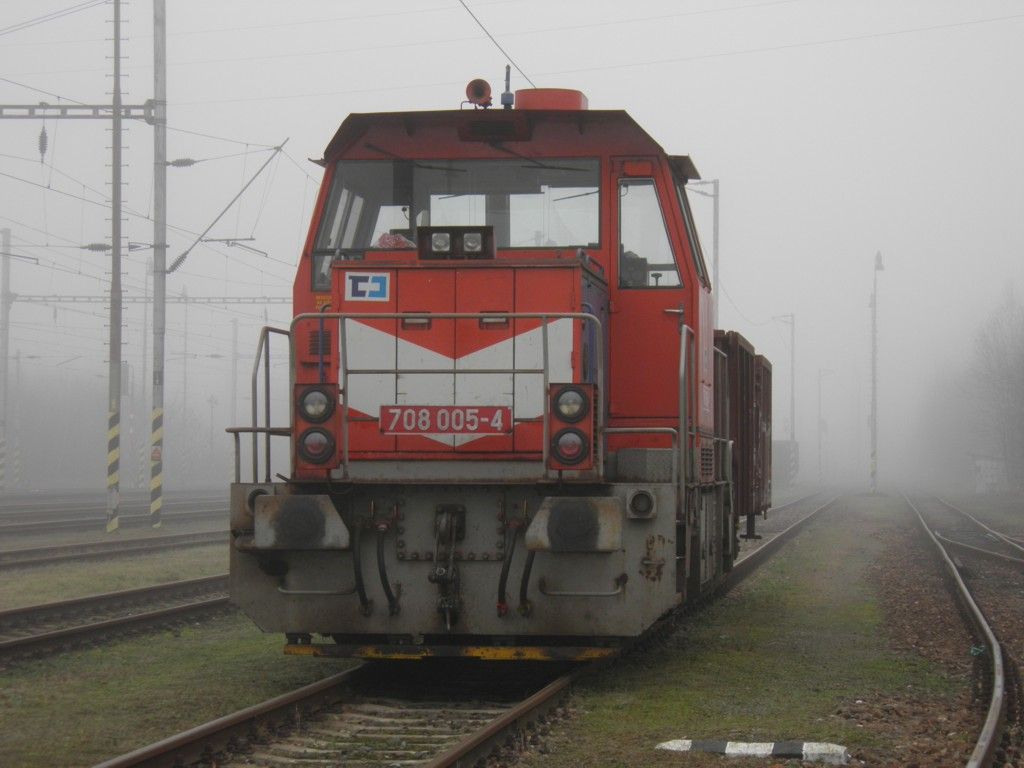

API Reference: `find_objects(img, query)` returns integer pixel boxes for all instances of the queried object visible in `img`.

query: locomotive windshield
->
[314,158,600,254]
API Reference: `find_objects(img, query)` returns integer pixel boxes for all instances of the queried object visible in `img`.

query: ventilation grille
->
[701,445,715,480]
[308,330,331,356]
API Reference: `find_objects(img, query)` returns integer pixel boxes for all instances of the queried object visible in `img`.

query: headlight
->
[628,490,656,518]
[463,232,482,252]
[298,388,334,423]
[553,386,588,423]
[431,232,451,252]
[551,428,588,465]
[298,428,334,463]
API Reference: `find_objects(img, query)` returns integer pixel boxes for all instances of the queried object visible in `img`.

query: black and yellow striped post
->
[150,407,163,528]
[106,410,120,532]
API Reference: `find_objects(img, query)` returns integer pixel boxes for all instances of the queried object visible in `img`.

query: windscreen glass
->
[314,158,600,252]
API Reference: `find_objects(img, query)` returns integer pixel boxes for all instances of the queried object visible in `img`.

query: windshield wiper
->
[489,142,588,173]
[363,143,467,173]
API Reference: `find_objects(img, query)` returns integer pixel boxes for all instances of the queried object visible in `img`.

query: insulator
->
[38,125,48,163]
[168,158,196,167]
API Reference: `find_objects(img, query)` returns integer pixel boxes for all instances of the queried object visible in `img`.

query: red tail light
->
[548,384,595,471]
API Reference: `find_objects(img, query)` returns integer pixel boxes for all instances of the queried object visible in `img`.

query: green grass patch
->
[0,544,227,609]
[517,496,964,767]
[0,612,353,767]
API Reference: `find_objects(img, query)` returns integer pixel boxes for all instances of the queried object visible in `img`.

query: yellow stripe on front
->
[283,644,618,662]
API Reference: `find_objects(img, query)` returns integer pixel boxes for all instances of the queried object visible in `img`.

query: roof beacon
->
[465,78,492,108]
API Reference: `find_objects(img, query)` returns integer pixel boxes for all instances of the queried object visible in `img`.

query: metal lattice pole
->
[870,252,883,493]
[105,0,124,532]
[0,228,10,493]
[150,0,168,527]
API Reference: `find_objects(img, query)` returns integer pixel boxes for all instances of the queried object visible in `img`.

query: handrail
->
[241,326,290,484]
[674,317,694,514]
[291,311,604,481]
[538,573,627,597]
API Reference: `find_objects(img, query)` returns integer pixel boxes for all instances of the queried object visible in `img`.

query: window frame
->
[616,176,684,290]
[311,157,603,255]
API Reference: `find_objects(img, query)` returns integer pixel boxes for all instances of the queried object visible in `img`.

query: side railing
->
[227,326,291,483]
[291,311,605,481]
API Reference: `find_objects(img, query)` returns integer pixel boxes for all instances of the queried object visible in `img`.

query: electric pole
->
[711,179,719,328]
[870,251,884,493]
[818,368,832,485]
[105,0,124,532]
[0,227,10,492]
[150,0,167,526]
[773,313,796,441]
[687,179,719,327]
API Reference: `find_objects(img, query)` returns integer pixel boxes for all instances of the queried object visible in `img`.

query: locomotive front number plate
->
[379,406,512,435]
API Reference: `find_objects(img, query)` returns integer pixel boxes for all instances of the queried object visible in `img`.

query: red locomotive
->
[228,77,771,660]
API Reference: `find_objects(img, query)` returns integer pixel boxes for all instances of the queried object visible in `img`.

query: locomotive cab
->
[227,83,770,660]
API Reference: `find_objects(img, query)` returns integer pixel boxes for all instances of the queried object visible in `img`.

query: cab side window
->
[618,178,681,289]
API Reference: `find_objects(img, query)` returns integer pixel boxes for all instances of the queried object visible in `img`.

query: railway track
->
[906,494,1024,767]
[0,530,226,569]
[0,495,224,528]
[0,491,223,521]
[0,505,227,536]
[94,493,836,768]
[0,575,229,659]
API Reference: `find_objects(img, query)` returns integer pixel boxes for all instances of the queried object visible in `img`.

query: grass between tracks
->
[0,544,227,609]
[516,495,965,767]
[0,612,353,767]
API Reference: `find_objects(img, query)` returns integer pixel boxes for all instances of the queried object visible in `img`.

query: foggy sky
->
[1,0,1022,490]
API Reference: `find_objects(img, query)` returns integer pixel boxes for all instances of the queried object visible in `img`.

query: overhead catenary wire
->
[168,139,288,273]
[0,0,105,39]
[7,0,801,79]
[457,0,535,88]
[162,9,1024,107]
[0,165,297,279]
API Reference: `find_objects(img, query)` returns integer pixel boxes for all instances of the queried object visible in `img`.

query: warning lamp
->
[465,78,492,108]
[547,383,595,471]
[298,428,335,464]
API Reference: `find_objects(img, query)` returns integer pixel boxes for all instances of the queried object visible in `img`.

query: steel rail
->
[905,494,1005,768]
[934,531,1024,567]
[936,496,1024,558]
[0,574,227,624]
[92,667,366,768]
[0,507,227,535]
[423,669,579,768]
[729,492,827,566]
[0,530,226,569]
[1,596,229,656]
[0,493,223,518]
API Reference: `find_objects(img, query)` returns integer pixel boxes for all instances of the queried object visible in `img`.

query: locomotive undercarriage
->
[228,465,726,660]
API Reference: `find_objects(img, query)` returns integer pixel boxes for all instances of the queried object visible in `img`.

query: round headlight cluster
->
[298,428,335,463]
[551,428,589,465]
[298,387,334,423]
[553,386,589,423]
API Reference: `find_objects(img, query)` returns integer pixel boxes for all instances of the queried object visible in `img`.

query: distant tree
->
[974,287,1024,490]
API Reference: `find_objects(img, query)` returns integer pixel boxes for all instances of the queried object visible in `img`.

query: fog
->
[1,0,1022,493]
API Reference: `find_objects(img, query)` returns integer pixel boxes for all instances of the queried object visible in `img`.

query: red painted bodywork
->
[291,104,715,478]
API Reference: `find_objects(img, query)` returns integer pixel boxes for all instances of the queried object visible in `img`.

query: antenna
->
[501,64,515,110]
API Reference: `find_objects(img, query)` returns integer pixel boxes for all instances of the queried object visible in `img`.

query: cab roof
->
[320,109,700,179]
